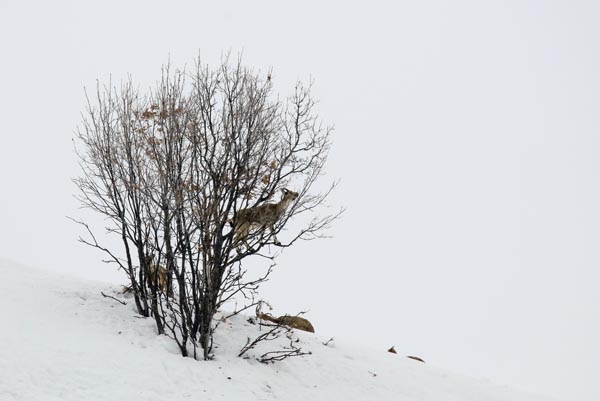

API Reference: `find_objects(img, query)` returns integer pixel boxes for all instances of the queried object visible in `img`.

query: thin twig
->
[322,337,334,346]
[101,291,127,305]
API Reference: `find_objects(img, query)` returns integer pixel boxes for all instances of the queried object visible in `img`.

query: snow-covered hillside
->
[0,259,560,401]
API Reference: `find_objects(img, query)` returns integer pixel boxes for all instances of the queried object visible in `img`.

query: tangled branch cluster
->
[73,56,340,360]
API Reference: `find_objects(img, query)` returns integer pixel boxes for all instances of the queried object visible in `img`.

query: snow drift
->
[0,259,560,401]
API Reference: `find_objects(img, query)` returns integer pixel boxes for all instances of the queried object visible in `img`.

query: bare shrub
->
[72,54,341,360]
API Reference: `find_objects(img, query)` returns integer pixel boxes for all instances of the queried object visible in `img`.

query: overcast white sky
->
[1,1,599,400]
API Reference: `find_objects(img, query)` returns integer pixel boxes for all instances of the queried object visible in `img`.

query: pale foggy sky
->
[1,1,599,401]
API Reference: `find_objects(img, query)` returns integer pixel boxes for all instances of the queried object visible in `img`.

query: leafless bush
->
[72,54,341,360]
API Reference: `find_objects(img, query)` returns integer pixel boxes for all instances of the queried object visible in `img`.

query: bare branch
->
[100,291,127,306]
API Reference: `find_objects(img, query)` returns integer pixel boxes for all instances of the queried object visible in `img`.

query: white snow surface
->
[0,259,561,401]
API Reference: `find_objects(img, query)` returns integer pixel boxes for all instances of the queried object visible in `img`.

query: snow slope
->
[0,259,560,401]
